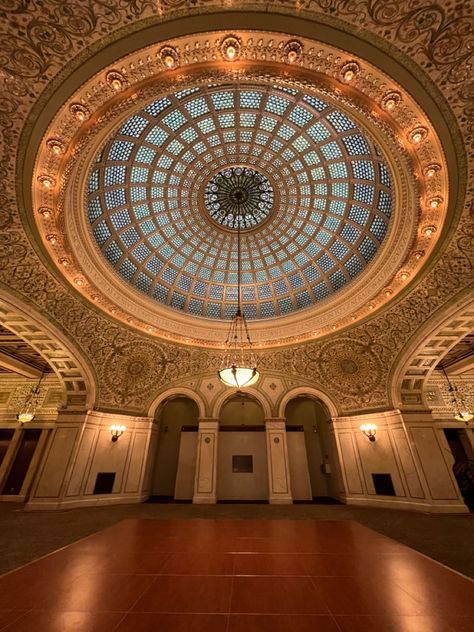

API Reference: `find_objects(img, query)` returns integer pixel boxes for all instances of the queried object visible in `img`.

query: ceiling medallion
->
[204,167,274,230]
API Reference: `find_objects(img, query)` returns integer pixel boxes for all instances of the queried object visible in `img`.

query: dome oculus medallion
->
[204,167,274,230]
[87,83,393,321]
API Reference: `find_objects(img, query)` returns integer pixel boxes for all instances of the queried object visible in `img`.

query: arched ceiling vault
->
[0,2,471,415]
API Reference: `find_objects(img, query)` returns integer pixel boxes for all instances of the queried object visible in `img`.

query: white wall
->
[333,409,469,513]
[287,431,312,500]
[174,431,197,500]
[217,431,268,500]
[26,410,154,510]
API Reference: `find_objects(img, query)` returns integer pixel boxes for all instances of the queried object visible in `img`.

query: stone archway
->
[280,389,341,502]
[391,299,474,410]
[0,294,96,410]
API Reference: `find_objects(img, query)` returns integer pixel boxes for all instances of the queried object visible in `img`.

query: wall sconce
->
[360,423,377,442]
[110,424,126,442]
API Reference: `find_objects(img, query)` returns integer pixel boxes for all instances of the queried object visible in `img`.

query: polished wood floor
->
[0,519,473,631]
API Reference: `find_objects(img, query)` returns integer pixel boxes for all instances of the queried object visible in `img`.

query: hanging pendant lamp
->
[218,214,259,388]
[440,365,473,423]
[17,368,46,424]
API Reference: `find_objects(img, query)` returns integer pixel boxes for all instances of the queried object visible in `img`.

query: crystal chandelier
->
[218,208,259,389]
[440,365,473,424]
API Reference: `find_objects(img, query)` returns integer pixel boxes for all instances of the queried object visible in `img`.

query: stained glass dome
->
[87,83,393,320]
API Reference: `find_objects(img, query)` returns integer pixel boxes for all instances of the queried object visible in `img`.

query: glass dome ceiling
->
[87,83,393,320]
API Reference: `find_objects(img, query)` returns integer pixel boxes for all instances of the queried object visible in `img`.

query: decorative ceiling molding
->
[0,1,470,414]
[31,31,447,346]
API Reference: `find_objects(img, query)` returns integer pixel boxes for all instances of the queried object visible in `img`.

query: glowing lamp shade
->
[454,411,473,423]
[360,423,377,442]
[110,424,126,442]
[218,366,259,388]
[17,411,35,423]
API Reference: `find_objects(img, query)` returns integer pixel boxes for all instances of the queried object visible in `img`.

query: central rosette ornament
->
[204,166,274,230]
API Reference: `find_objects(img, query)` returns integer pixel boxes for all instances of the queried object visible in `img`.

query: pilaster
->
[193,418,219,504]
[265,418,292,504]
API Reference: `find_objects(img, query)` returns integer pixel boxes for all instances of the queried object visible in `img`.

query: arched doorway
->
[217,393,268,501]
[285,396,340,501]
[150,396,199,500]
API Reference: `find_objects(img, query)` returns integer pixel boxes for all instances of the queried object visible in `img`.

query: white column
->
[193,418,219,504]
[265,418,292,504]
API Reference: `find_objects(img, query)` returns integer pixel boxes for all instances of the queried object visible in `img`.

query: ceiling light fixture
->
[220,35,241,61]
[218,214,259,389]
[440,365,473,424]
[17,369,46,424]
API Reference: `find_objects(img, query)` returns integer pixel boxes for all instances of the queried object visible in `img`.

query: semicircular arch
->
[390,297,474,409]
[0,292,96,409]
[278,386,338,419]
[211,387,272,419]
[148,386,206,419]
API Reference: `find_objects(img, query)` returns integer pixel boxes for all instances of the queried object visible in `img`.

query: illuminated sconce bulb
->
[92,295,100,302]
[284,40,302,64]
[220,35,241,61]
[147,326,154,332]
[159,45,179,69]
[381,91,401,111]
[332,325,337,330]
[429,197,442,209]
[351,315,356,321]
[74,278,84,286]
[47,139,64,155]
[424,163,440,178]
[360,423,377,442]
[38,175,54,188]
[39,207,52,218]
[46,234,57,244]
[226,45,236,59]
[340,61,359,83]
[106,70,125,93]
[70,103,89,122]
[409,127,427,144]
[413,250,425,260]
[368,303,374,310]
[343,69,354,82]
[384,289,393,297]
[399,271,409,281]
[59,258,69,267]
[423,225,437,237]
[110,424,126,442]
